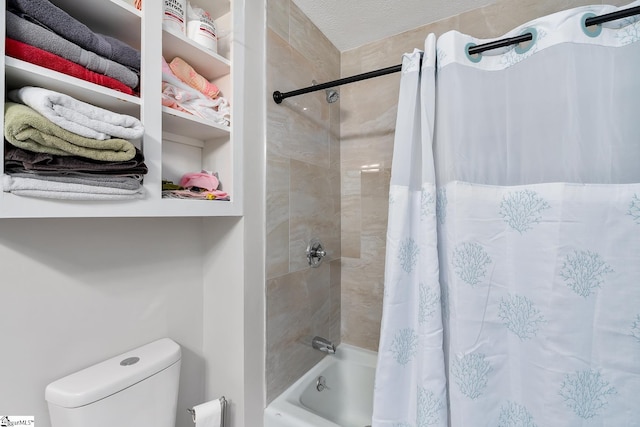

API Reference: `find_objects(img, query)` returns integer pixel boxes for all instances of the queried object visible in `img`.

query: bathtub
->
[264,343,377,427]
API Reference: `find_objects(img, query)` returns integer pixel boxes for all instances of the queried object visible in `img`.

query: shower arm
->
[272,5,640,105]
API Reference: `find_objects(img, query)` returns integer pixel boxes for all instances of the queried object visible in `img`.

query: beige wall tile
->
[330,96,341,206]
[267,31,332,169]
[340,244,385,351]
[289,2,340,81]
[265,264,338,402]
[266,153,290,236]
[289,159,339,271]
[329,259,342,343]
[267,0,289,41]
[361,169,391,237]
[266,29,294,94]
[266,268,324,401]
[266,153,290,279]
[266,0,341,404]
[268,103,331,169]
[341,170,361,259]
[341,16,460,76]
[266,221,290,279]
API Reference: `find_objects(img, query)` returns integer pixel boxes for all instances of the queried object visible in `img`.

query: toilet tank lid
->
[45,338,181,408]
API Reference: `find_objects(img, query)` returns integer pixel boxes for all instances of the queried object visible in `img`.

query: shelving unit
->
[0,0,243,217]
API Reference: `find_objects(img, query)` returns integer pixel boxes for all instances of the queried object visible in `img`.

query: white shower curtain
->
[373,2,640,426]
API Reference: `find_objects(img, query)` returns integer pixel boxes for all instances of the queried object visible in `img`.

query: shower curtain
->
[373,2,640,426]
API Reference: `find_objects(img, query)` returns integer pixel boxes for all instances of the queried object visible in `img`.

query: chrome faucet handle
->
[306,238,326,268]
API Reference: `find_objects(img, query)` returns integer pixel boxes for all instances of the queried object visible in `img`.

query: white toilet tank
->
[45,338,181,427]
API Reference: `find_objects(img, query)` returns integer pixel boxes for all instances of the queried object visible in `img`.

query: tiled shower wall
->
[264,0,632,405]
[339,0,631,351]
[265,0,341,403]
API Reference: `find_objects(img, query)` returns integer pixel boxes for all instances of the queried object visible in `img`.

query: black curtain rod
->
[273,5,640,104]
[273,64,402,104]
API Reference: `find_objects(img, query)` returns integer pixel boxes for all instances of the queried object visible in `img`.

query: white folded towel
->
[9,86,144,141]
[3,175,145,200]
[162,83,230,126]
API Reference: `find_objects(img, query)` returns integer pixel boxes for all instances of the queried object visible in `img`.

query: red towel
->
[5,38,136,96]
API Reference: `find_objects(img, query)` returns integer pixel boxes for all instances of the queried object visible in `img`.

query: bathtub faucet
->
[311,336,336,354]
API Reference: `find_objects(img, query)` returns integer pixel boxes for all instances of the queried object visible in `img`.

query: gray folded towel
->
[8,172,142,191]
[8,0,140,72]
[6,12,139,89]
[3,174,145,200]
[4,145,148,175]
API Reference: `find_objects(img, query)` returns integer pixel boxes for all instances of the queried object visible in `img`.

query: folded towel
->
[161,57,229,125]
[162,83,230,125]
[6,12,139,89]
[7,169,144,181]
[169,57,220,98]
[4,102,137,162]
[6,38,135,96]
[8,172,142,191]
[7,0,141,71]
[3,174,145,200]
[4,145,148,175]
[9,86,144,141]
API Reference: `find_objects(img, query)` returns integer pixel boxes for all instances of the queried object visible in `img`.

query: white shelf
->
[162,27,230,81]
[0,192,240,218]
[162,107,231,140]
[5,57,141,118]
[1,0,242,218]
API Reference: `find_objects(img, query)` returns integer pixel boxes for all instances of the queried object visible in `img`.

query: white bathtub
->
[264,343,377,427]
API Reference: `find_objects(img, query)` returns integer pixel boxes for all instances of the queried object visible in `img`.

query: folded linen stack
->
[6,0,141,95]
[162,57,231,126]
[3,87,147,200]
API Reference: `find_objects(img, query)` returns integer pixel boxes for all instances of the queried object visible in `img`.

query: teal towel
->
[4,102,137,162]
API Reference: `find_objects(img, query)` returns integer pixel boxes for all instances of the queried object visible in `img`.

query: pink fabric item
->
[207,189,228,199]
[161,83,191,113]
[169,57,220,99]
[179,171,219,191]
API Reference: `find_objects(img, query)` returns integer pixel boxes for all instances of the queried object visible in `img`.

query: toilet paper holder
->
[187,396,227,426]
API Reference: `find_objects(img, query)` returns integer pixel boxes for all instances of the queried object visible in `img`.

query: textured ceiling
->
[292,0,495,52]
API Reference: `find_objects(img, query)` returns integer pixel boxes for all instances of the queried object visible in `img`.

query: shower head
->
[311,80,339,104]
[325,89,339,104]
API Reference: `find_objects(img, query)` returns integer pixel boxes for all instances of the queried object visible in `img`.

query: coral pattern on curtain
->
[373,2,640,426]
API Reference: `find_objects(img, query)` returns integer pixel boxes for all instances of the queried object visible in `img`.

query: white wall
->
[200,0,267,425]
[0,218,205,427]
[0,1,267,425]
[240,0,267,422]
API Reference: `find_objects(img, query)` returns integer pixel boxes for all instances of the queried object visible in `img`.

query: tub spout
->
[312,336,336,354]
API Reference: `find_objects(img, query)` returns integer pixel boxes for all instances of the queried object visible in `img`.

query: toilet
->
[45,338,181,427]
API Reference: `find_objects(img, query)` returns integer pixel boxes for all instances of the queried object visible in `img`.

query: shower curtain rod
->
[272,4,640,104]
